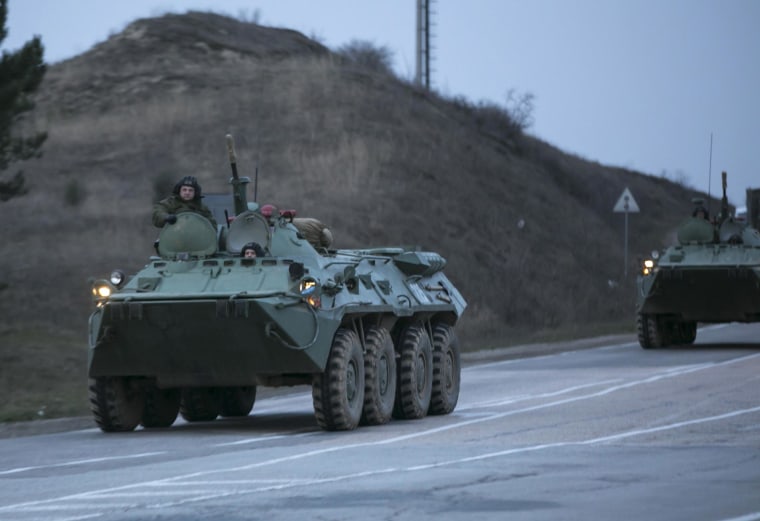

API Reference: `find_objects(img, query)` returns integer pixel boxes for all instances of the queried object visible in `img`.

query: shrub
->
[0,171,28,201]
[336,40,394,76]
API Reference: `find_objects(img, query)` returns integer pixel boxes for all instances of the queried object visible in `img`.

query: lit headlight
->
[299,278,321,308]
[642,259,655,276]
[91,279,116,307]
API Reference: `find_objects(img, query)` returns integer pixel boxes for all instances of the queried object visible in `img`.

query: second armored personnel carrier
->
[87,136,466,431]
[636,172,760,348]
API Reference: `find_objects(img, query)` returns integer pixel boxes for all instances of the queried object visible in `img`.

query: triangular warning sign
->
[613,187,640,213]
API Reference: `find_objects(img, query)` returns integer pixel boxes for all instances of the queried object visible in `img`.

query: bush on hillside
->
[336,40,395,76]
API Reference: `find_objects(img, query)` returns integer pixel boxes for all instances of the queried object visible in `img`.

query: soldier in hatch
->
[152,176,217,228]
[241,242,265,258]
[692,205,709,221]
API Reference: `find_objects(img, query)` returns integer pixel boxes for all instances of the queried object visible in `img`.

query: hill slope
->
[0,12,713,420]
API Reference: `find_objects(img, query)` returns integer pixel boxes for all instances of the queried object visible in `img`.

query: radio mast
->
[415,0,434,89]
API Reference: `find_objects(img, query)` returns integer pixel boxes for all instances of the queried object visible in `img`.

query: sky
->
[3,0,759,206]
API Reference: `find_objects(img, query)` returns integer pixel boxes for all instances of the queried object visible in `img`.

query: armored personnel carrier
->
[88,136,466,431]
[636,172,760,348]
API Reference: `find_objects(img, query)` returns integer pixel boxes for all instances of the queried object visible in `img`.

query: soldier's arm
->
[152,201,172,228]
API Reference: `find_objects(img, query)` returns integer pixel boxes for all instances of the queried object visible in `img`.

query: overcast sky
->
[3,0,758,206]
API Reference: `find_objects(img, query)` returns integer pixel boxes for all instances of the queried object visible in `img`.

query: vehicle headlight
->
[91,279,116,307]
[109,269,126,287]
[299,278,321,308]
[642,259,655,276]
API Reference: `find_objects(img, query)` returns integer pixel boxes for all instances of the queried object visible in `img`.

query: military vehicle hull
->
[88,297,341,387]
[88,145,466,432]
[88,250,463,387]
[637,260,760,323]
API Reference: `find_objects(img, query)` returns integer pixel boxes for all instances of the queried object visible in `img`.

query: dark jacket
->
[152,195,218,228]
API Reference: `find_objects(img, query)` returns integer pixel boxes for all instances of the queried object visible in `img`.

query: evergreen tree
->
[0,0,46,201]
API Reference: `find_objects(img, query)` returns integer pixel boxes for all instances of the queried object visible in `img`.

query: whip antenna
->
[707,132,713,216]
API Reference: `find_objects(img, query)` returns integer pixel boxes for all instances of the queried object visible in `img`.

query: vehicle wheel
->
[637,313,653,349]
[669,322,684,345]
[678,321,697,345]
[361,326,396,425]
[180,387,221,422]
[646,314,668,348]
[88,376,144,432]
[312,328,365,431]
[141,386,180,428]
[392,323,433,420]
[220,386,257,417]
[429,323,461,415]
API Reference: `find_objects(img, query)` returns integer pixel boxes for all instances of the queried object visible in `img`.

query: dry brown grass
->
[0,12,708,421]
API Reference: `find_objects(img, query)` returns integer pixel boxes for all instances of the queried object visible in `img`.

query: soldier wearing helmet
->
[240,242,265,258]
[152,176,218,228]
[692,205,709,221]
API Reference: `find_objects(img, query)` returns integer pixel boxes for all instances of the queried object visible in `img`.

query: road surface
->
[1,324,758,521]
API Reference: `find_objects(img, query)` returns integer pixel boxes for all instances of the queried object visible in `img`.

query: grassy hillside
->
[0,12,711,421]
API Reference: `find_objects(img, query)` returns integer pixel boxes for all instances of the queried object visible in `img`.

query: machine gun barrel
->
[720,171,729,224]
[226,134,239,180]
[226,134,249,216]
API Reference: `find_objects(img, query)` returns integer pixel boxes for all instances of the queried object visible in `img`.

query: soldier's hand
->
[165,214,177,225]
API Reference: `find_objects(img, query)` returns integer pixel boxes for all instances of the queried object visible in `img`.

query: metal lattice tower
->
[415,0,434,89]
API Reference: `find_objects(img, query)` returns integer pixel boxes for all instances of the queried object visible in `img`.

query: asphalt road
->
[1,324,759,521]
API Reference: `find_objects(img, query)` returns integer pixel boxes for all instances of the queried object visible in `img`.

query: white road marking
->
[716,513,760,521]
[0,452,166,476]
[213,431,312,447]
[457,379,622,410]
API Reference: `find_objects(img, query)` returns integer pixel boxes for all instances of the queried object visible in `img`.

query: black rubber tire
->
[392,323,433,420]
[88,376,144,432]
[638,313,669,349]
[361,326,396,426]
[180,387,221,422]
[637,313,653,349]
[669,322,684,345]
[429,323,461,415]
[141,386,180,428]
[678,321,697,345]
[312,328,365,431]
[220,386,257,417]
[646,314,669,348]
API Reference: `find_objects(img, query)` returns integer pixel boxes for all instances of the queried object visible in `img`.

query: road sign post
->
[613,187,640,278]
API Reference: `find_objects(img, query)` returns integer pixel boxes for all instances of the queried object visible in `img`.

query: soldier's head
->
[173,176,202,201]
[241,242,264,258]
[692,206,709,220]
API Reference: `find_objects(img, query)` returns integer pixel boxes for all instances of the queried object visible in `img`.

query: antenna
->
[254,165,258,202]
[707,132,713,216]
